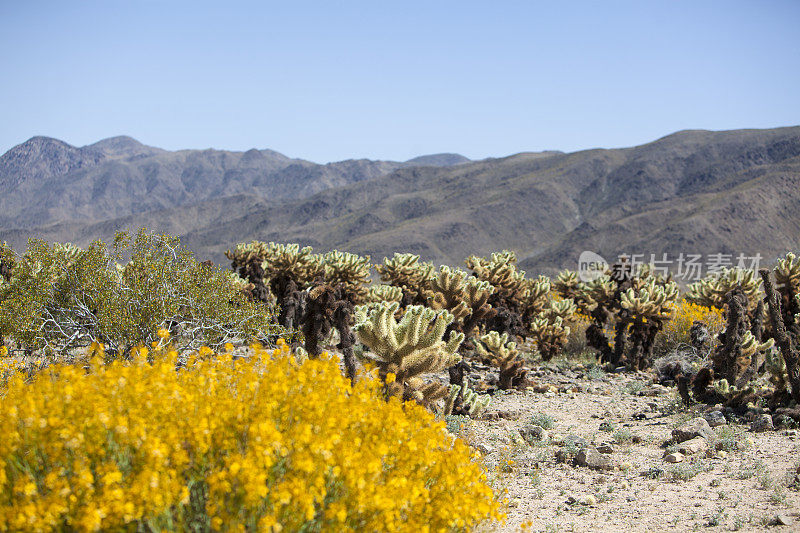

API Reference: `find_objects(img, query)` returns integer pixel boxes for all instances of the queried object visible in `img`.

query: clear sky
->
[1,1,798,163]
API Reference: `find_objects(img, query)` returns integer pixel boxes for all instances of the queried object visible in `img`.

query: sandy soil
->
[453,363,800,533]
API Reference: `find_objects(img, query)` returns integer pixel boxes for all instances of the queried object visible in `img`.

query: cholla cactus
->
[376,253,435,307]
[427,266,472,323]
[709,288,774,387]
[465,250,544,338]
[364,284,404,304]
[443,384,491,417]
[759,267,800,405]
[465,250,528,307]
[261,243,323,286]
[520,276,552,321]
[710,378,768,405]
[554,261,678,370]
[577,276,617,316]
[530,300,574,363]
[554,270,580,300]
[775,252,800,290]
[226,241,324,289]
[426,266,495,338]
[321,250,371,303]
[725,330,774,386]
[0,241,14,283]
[224,241,274,303]
[686,268,762,312]
[620,277,679,321]
[765,346,789,392]
[771,252,800,334]
[477,330,527,389]
[302,284,358,381]
[354,302,463,407]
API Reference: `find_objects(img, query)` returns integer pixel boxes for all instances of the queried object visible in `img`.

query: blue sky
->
[1,1,798,162]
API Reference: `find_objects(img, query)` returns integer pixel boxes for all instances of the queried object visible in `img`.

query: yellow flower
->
[157,328,170,339]
[0,339,504,531]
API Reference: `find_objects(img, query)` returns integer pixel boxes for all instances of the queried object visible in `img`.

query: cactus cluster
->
[708,287,774,387]
[555,261,679,370]
[425,265,496,338]
[760,259,800,406]
[364,284,404,304]
[686,267,763,312]
[375,253,435,307]
[321,250,372,304]
[464,251,566,341]
[354,302,463,406]
[444,383,491,417]
[476,330,527,389]
[530,299,576,361]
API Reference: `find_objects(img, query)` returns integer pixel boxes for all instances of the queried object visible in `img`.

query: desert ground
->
[444,356,800,533]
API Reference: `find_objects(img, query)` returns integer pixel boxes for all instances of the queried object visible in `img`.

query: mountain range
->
[1,127,798,277]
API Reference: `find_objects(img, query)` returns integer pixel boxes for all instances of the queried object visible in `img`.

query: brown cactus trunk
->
[759,269,800,404]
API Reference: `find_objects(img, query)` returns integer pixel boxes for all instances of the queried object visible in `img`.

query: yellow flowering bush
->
[0,343,504,532]
[654,300,724,355]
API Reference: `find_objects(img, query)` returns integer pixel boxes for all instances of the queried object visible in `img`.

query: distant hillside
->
[0,136,470,229]
[1,127,799,276]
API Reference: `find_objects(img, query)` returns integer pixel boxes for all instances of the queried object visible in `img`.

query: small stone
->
[678,437,708,455]
[775,514,793,526]
[596,443,615,454]
[566,435,589,449]
[703,410,727,427]
[551,433,565,445]
[633,412,647,420]
[664,452,684,463]
[639,384,668,397]
[626,495,636,502]
[519,424,548,445]
[580,495,597,506]
[476,443,495,455]
[510,431,526,445]
[507,498,520,508]
[715,450,728,459]
[784,429,799,439]
[749,414,774,432]
[619,461,633,471]
[566,496,577,504]
[575,447,614,471]
[672,417,715,443]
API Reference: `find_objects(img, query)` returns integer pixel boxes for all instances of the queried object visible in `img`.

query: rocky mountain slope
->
[0,135,469,229]
[1,127,798,275]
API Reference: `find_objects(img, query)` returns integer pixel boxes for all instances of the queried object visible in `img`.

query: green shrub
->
[0,230,279,358]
